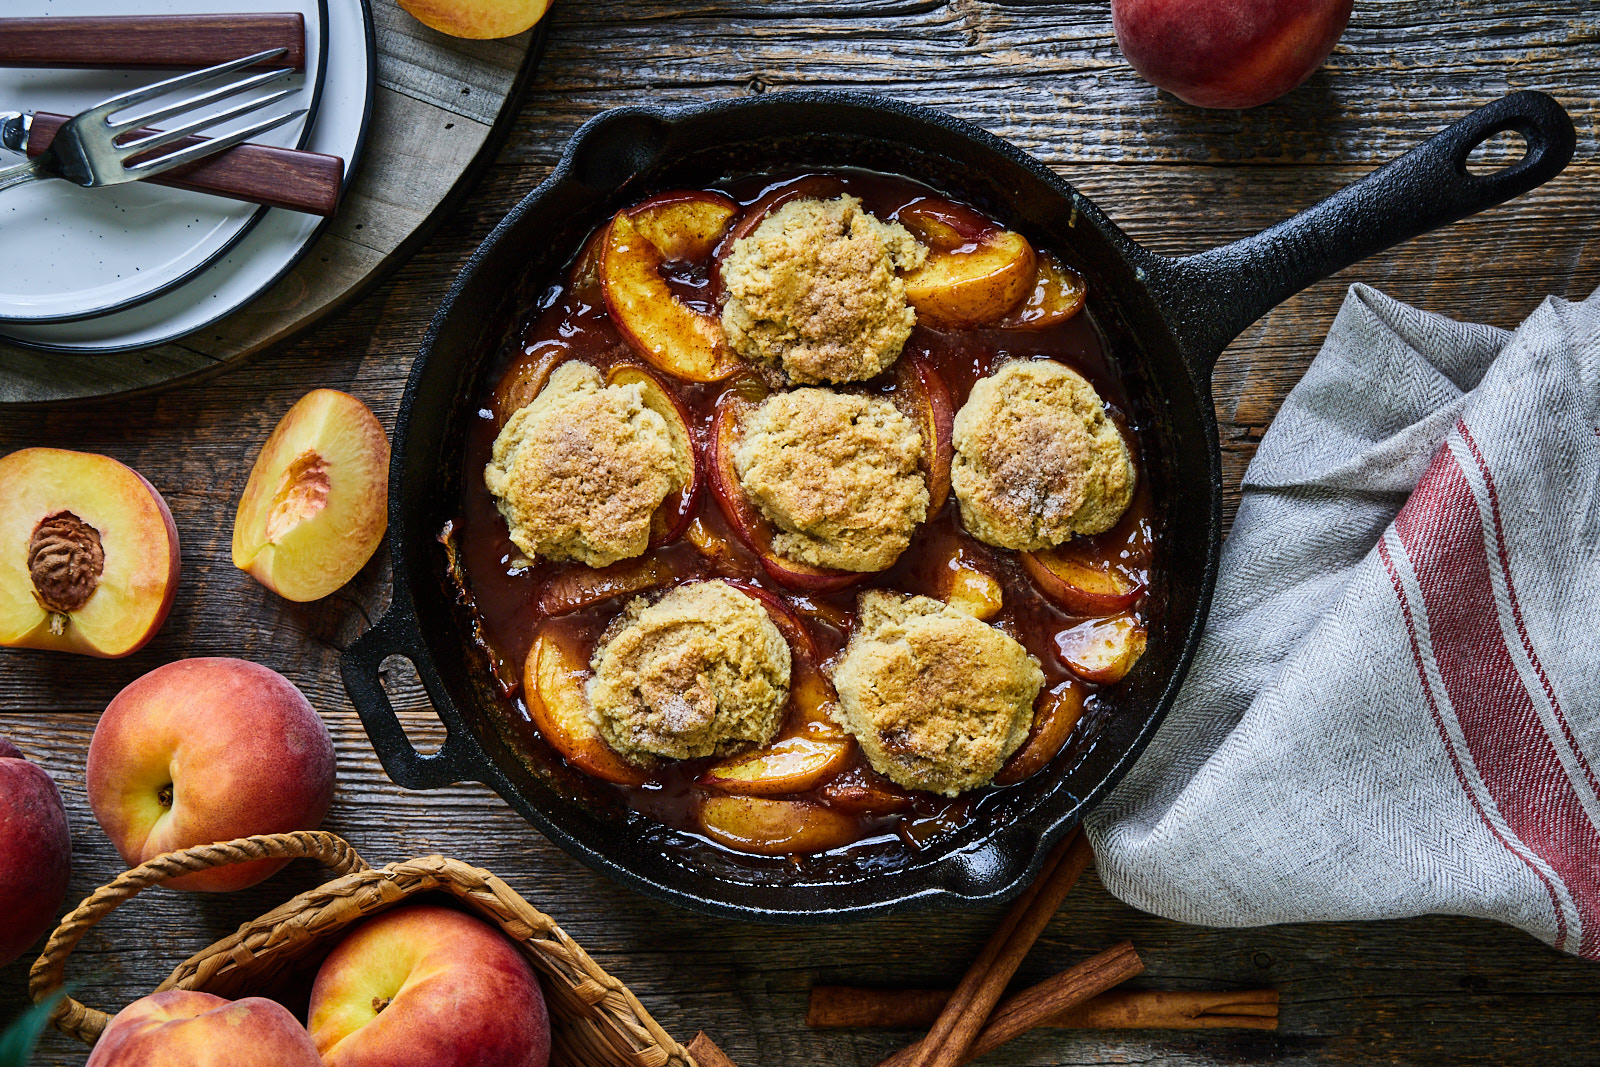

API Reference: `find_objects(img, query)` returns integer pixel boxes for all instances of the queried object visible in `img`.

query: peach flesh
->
[0,448,180,659]
[397,0,552,40]
[233,389,389,604]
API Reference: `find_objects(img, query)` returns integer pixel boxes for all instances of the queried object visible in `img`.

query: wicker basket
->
[27,831,696,1067]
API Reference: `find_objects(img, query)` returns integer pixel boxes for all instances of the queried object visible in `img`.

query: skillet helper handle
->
[1150,90,1576,377]
[342,608,479,791]
[0,14,306,70]
[27,112,341,217]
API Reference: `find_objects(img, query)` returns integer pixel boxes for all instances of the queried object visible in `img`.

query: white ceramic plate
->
[0,0,328,324]
[0,0,371,352]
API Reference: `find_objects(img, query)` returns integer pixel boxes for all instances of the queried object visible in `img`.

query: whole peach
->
[1112,0,1354,109]
[86,990,324,1067]
[0,735,72,966]
[309,905,550,1067]
[86,658,335,892]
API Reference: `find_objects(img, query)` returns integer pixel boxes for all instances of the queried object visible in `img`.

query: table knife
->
[0,14,306,70]
[0,110,341,216]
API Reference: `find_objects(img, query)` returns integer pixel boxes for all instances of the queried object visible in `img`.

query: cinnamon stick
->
[878,828,1095,1067]
[876,941,1144,1067]
[687,1031,740,1067]
[808,987,1280,1031]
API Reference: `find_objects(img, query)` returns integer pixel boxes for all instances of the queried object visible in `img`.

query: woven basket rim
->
[27,831,695,1067]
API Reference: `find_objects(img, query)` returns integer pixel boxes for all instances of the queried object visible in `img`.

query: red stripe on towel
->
[1377,535,1571,952]
[1395,443,1600,958]
[1456,419,1600,804]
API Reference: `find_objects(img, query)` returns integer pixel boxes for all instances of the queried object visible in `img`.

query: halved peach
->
[897,201,1036,328]
[1054,614,1148,685]
[892,355,954,516]
[606,363,700,545]
[232,390,389,604]
[397,0,551,39]
[523,626,650,785]
[698,795,859,855]
[601,191,741,382]
[1021,547,1144,616]
[998,251,1086,330]
[700,736,851,796]
[0,448,180,658]
[994,680,1086,786]
[535,556,674,617]
[818,767,916,816]
[708,397,864,594]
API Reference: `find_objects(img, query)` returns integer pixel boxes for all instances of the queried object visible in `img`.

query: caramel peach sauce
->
[449,169,1156,857]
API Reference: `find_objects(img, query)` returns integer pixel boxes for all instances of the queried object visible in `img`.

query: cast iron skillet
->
[342,90,1573,923]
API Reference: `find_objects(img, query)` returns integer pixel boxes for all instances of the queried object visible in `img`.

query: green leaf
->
[0,990,66,1067]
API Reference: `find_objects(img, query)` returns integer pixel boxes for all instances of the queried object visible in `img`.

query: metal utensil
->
[0,48,304,198]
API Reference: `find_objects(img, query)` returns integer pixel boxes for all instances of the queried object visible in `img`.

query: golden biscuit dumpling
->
[483,361,691,568]
[830,590,1043,796]
[586,580,791,761]
[733,389,928,573]
[719,196,928,385]
[950,359,1134,551]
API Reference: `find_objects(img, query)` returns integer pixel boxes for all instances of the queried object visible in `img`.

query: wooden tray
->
[0,3,546,406]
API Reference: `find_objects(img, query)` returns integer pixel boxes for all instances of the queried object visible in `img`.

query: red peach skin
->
[86,658,336,892]
[1112,0,1354,109]
[87,991,324,1067]
[309,905,550,1067]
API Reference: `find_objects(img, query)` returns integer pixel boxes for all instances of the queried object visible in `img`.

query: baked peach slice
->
[1055,614,1148,684]
[608,363,701,545]
[0,448,179,658]
[994,679,1086,786]
[535,556,675,617]
[708,397,864,594]
[897,199,1036,328]
[601,191,741,382]
[233,390,389,603]
[936,548,1004,621]
[891,355,955,515]
[698,795,859,855]
[1021,546,1144,616]
[818,766,916,816]
[998,250,1086,330]
[524,625,650,786]
[700,737,851,796]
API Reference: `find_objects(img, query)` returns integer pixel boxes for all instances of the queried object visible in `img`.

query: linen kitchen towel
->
[1085,282,1600,959]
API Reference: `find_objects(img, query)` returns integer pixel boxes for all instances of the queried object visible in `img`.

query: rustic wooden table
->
[4,1,1599,1063]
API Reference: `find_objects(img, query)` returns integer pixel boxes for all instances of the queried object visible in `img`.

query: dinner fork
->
[0,47,304,197]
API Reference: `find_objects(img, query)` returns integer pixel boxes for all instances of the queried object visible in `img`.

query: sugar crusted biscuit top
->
[951,359,1135,551]
[734,389,928,573]
[830,590,1043,796]
[484,361,690,569]
[719,196,928,385]
[586,580,791,761]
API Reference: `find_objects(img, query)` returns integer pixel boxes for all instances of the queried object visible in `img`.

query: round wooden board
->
[0,2,545,406]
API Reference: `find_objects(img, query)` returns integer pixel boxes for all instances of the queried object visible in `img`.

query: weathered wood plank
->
[4,715,1599,1067]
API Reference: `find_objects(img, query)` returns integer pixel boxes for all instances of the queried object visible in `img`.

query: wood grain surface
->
[4,0,1600,1064]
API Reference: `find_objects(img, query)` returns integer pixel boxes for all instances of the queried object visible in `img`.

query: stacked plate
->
[0,0,373,353]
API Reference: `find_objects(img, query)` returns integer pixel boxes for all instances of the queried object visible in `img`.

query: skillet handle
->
[1143,90,1575,380]
[341,603,482,792]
